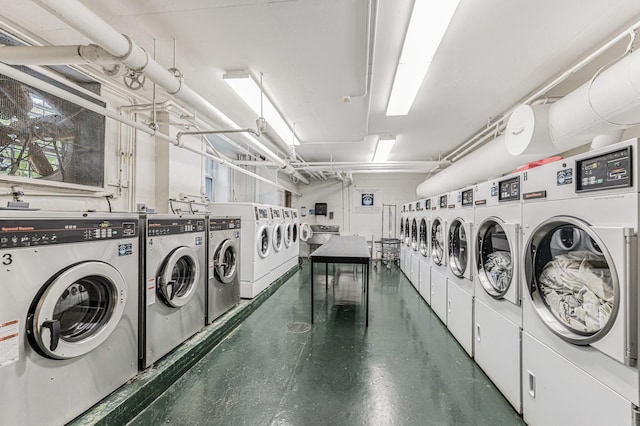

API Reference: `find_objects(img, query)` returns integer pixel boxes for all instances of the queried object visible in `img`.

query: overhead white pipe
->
[417,21,640,198]
[0,62,295,193]
[31,0,310,184]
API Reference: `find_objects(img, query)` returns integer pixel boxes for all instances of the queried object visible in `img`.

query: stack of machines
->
[399,137,640,425]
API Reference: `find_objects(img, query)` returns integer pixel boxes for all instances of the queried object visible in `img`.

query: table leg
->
[311,258,315,324]
[366,261,370,327]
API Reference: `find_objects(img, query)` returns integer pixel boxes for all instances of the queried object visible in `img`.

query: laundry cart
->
[375,237,401,269]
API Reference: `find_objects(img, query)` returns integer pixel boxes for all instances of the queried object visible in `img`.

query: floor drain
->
[287,322,311,333]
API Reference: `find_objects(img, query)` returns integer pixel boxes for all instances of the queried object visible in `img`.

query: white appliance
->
[0,212,139,425]
[403,203,414,276]
[410,200,421,289]
[208,203,273,298]
[140,214,206,369]
[430,192,450,324]
[446,186,475,356]
[287,208,300,267]
[269,206,286,278]
[418,198,432,305]
[207,217,241,322]
[521,139,639,426]
[400,204,407,274]
[473,171,523,412]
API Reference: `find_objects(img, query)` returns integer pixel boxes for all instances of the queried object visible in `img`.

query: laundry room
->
[2,1,640,425]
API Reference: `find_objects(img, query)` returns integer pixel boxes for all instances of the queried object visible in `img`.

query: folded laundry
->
[538,251,613,334]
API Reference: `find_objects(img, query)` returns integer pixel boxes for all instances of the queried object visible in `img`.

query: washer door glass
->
[300,223,311,242]
[400,219,405,241]
[404,219,411,246]
[448,219,468,278]
[157,246,200,308]
[431,218,445,266]
[419,218,428,257]
[214,239,238,284]
[29,261,126,360]
[272,224,283,252]
[525,216,619,344]
[284,223,292,248]
[292,223,298,243]
[411,219,418,251]
[257,225,271,258]
[476,218,514,297]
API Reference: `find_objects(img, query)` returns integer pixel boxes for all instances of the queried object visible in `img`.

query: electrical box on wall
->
[315,202,327,216]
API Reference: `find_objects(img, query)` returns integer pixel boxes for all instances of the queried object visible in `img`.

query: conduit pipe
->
[0,62,294,193]
[31,0,309,184]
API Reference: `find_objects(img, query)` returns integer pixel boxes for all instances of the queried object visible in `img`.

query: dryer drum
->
[419,218,428,257]
[411,218,418,251]
[431,218,444,265]
[448,219,468,277]
[525,217,620,345]
[477,220,513,297]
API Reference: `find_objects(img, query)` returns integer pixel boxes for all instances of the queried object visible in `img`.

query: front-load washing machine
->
[418,198,432,304]
[0,211,139,425]
[473,171,523,412]
[521,139,640,426]
[430,192,450,324]
[269,206,286,278]
[208,217,241,322]
[446,186,475,356]
[400,204,407,273]
[410,200,422,289]
[403,203,414,276]
[208,203,273,298]
[140,214,206,368]
[289,208,300,264]
[281,208,299,271]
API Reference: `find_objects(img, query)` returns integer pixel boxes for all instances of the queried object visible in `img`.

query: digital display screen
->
[439,195,447,208]
[461,189,473,207]
[576,146,632,192]
[499,176,520,202]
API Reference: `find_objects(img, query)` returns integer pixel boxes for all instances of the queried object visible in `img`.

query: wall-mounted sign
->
[353,187,381,213]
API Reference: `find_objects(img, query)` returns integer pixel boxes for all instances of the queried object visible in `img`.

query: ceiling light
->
[373,135,396,162]
[224,70,300,145]
[386,0,459,116]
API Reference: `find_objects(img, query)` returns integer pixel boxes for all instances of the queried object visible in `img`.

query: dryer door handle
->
[41,320,60,352]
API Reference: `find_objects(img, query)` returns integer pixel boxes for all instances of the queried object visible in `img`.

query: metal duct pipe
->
[32,0,309,184]
[0,62,294,193]
[416,135,543,197]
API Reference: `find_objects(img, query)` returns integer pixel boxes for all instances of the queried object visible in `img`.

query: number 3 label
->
[2,254,12,265]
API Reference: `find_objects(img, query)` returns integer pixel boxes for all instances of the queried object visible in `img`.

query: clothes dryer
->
[140,215,206,368]
[400,204,407,274]
[207,217,241,322]
[409,200,422,289]
[0,212,139,426]
[446,186,475,356]
[418,198,432,304]
[269,206,286,278]
[290,208,300,264]
[430,192,450,324]
[520,139,639,426]
[473,171,523,412]
[208,203,273,298]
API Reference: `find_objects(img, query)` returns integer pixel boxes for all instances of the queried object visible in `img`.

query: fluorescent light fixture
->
[373,135,396,162]
[386,0,459,116]
[224,70,300,145]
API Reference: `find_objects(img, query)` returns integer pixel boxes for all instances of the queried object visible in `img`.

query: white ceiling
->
[1,0,640,166]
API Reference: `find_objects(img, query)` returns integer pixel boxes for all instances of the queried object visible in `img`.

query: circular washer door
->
[272,224,284,252]
[404,219,411,246]
[476,217,515,298]
[257,225,271,258]
[431,217,445,266]
[419,218,429,257]
[411,218,418,251]
[292,223,299,243]
[448,218,468,278]
[300,223,312,242]
[214,239,238,284]
[157,246,201,308]
[400,219,405,241]
[29,261,127,360]
[284,223,293,248]
[524,216,619,345]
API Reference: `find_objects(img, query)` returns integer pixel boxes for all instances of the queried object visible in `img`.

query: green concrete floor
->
[128,263,524,425]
